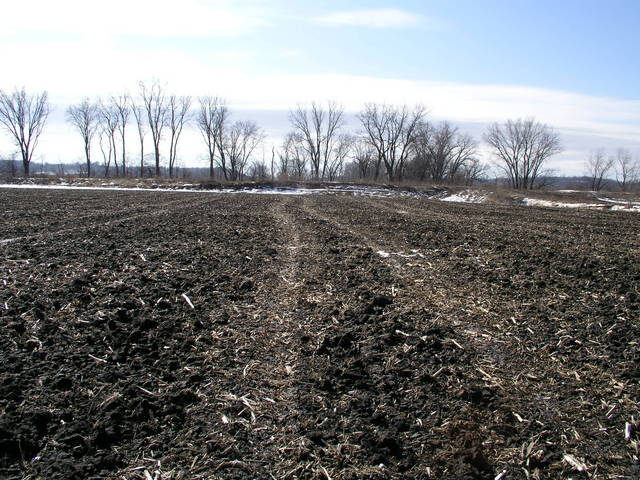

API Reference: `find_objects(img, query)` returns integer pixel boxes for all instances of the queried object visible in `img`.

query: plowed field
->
[1,189,638,479]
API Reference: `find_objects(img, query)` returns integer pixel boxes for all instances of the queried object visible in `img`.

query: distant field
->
[1,189,638,479]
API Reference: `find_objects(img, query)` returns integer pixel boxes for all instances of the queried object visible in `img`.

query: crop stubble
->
[0,189,638,479]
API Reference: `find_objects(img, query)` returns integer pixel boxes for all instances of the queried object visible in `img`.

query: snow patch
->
[522,197,640,212]
[0,183,204,193]
[522,198,601,209]
[609,204,640,212]
[597,196,640,206]
[0,183,428,198]
[441,190,486,203]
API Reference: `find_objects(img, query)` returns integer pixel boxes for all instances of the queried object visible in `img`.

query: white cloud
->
[1,0,270,37]
[316,8,423,28]
[1,36,639,176]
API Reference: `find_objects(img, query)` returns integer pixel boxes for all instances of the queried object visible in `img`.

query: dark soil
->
[1,189,638,479]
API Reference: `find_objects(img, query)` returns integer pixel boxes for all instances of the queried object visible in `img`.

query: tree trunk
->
[85,143,91,178]
[121,136,126,177]
[139,143,144,178]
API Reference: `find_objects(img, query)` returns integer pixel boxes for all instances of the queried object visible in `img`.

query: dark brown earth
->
[0,188,639,480]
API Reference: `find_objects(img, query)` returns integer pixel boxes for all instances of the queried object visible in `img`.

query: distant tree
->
[225,120,264,181]
[585,149,614,191]
[459,157,488,186]
[270,145,276,180]
[139,80,168,176]
[276,133,294,178]
[412,121,478,183]
[289,101,345,180]
[167,94,191,178]
[66,98,99,177]
[197,96,227,179]
[249,160,269,180]
[484,118,562,190]
[111,94,131,176]
[0,154,19,177]
[98,127,114,177]
[358,103,427,182]
[352,139,376,180]
[130,101,148,177]
[277,132,308,179]
[98,102,120,176]
[291,135,308,178]
[199,102,263,181]
[326,133,354,181]
[615,148,638,192]
[0,88,50,176]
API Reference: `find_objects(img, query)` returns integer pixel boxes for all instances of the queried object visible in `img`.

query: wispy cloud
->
[1,40,638,175]
[316,8,423,28]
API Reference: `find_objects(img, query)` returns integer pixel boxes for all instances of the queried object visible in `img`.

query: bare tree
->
[249,160,269,180]
[278,132,309,179]
[139,81,168,176]
[326,134,353,180]
[352,139,375,180]
[409,122,433,181]
[98,127,114,177]
[66,98,99,177]
[111,94,131,176]
[167,94,191,178]
[225,120,264,181]
[276,133,294,178]
[358,103,427,182]
[98,103,120,176]
[0,153,19,177]
[130,101,147,177]
[197,96,227,179]
[585,149,614,191]
[0,88,50,176]
[484,118,562,190]
[289,101,344,180]
[291,134,308,179]
[200,106,262,181]
[459,157,488,186]
[615,148,638,192]
[413,122,478,183]
[270,145,276,180]
[425,122,454,182]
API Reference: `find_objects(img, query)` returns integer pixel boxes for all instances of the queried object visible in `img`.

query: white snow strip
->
[597,196,640,206]
[376,250,390,258]
[0,183,427,198]
[522,198,602,209]
[441,190,487,203]
[522,197,640,212]
[0,183,205,193]
[609,204,640,212]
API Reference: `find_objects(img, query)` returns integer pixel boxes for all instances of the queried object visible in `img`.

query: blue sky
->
[1,0,639,175]
[214,0,640,99]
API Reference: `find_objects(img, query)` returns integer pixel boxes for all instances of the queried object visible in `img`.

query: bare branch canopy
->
[484,118,562,189]
[0,88,50,176]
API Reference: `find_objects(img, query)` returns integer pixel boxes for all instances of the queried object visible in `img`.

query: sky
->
[1,0,639,176]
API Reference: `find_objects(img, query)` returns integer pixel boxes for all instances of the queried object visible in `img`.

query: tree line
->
[584,148,639,192]
[1,83,637,190]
